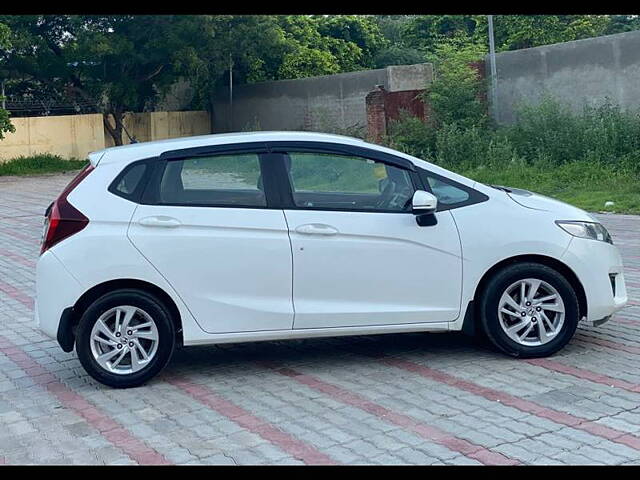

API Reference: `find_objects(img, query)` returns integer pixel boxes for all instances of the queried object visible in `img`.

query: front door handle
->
[295,223,339,236]
[138,216,181,228]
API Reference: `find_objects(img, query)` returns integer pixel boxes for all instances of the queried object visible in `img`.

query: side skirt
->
[183,321,453,347]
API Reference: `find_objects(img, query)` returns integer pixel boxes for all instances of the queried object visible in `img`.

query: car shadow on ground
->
[162,331,505,379]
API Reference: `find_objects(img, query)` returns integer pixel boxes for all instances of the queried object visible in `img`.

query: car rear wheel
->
[479,262,580,358]
[76,289,176,388]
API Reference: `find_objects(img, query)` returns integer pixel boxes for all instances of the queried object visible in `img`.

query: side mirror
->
[411,190,438,214]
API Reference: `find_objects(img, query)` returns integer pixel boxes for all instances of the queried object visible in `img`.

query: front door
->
[275,148,463,330]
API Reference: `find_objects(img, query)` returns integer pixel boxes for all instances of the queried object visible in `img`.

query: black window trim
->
[159,141,270,161]
[416,167,489,211]
[109,140,488,212]
[265,141,416,172]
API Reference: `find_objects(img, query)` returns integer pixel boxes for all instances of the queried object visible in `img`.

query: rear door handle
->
[138,216,181,228]
[295,223,339,236]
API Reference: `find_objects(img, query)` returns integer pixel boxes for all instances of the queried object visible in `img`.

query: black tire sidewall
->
[76,289,176,388]
[479,263,579,358]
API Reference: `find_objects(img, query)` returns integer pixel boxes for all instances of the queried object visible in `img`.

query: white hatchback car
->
[36,131,627,388]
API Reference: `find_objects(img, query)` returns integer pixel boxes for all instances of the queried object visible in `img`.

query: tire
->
[478,262,579,358]
[76,289,176,388]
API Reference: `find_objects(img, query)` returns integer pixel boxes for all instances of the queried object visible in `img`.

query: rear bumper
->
[35,250,83,341]
[561,237,627,322]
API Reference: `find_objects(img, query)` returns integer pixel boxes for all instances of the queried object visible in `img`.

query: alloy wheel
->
[497,278,565,346]
[89,305,159,375]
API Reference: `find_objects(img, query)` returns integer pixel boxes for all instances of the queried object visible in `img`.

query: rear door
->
[127,145,294,334]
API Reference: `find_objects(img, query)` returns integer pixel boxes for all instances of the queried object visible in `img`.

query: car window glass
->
[159,153,266,207]
[425,175,470,205]
[114,163,146,197]
[287,152,414,212]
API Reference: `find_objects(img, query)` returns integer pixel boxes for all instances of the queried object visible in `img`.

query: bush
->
[386,97,640,172]
[383,97,640,214]
[384,110,436,159]
[504,97,640,167]
[424,40,488,129]
[0,154,87,176]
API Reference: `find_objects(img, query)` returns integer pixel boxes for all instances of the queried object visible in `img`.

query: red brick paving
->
[526,358,640,393]
[268,364,520,465]
[379,357,640,451]
[165,377,337,465]
[0,335,171,465]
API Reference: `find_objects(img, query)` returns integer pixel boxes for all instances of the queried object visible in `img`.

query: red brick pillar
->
[365,85,387,144]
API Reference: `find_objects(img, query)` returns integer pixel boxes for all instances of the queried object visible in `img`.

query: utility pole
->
[1,80,5,110]
[487,15,499,124]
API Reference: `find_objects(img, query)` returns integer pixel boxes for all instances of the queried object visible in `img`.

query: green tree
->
[278,46,340,79]
[604,15,640,35]
[315,15,388,68]
[400,15,481,54]
[489,15,611,51]
[273,15,362,78]
[371,15,425,67]
[200,15,381,84]
[1,15,221,145]
[379,15,615,56]
[425,39,488,129]
[0,21,14,139]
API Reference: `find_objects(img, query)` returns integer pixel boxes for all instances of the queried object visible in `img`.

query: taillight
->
[41,164,94,254]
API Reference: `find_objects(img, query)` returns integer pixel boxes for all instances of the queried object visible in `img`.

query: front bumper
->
[561,237,628,323]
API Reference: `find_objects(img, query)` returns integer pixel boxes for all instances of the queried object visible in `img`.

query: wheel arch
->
[471,254,587,324]
[70,278,183,347]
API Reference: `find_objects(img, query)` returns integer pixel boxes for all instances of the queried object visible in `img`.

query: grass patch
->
[0,154,87,176]
[459,161,640,215]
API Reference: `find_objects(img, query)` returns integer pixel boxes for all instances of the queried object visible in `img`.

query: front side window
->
[425,175,470,206]
[158,153,266,207]
[419,169,488,210]
[286,152,415,212]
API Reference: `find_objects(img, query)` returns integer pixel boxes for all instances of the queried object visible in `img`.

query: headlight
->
[556,221,613,244]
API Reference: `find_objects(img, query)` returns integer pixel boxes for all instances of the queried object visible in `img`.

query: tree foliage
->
[1,14,639,145]
[1,15,391,144]
[425,39,488,129]
[389,14,618,54]
[1,15,222,145]
[491,15,610,51]
[0,21,15,139]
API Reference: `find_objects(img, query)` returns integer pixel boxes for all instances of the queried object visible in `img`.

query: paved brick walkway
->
[0,171,639,465]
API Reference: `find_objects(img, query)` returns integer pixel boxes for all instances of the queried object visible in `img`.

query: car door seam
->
[281,209,296,329]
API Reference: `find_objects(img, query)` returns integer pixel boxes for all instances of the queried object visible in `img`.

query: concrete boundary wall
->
[487,30,640,124]
[211,63,433,133]
[0,111,211,162]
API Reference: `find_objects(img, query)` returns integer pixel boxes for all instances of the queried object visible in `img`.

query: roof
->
[92,131,368,166]
[90,129,479,190]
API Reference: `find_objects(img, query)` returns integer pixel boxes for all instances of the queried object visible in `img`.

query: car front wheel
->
[76,289,176,388]
[479,262,580,358]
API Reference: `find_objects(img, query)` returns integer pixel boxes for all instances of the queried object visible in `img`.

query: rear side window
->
[158,153,266,207]
[110,162,149,202]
